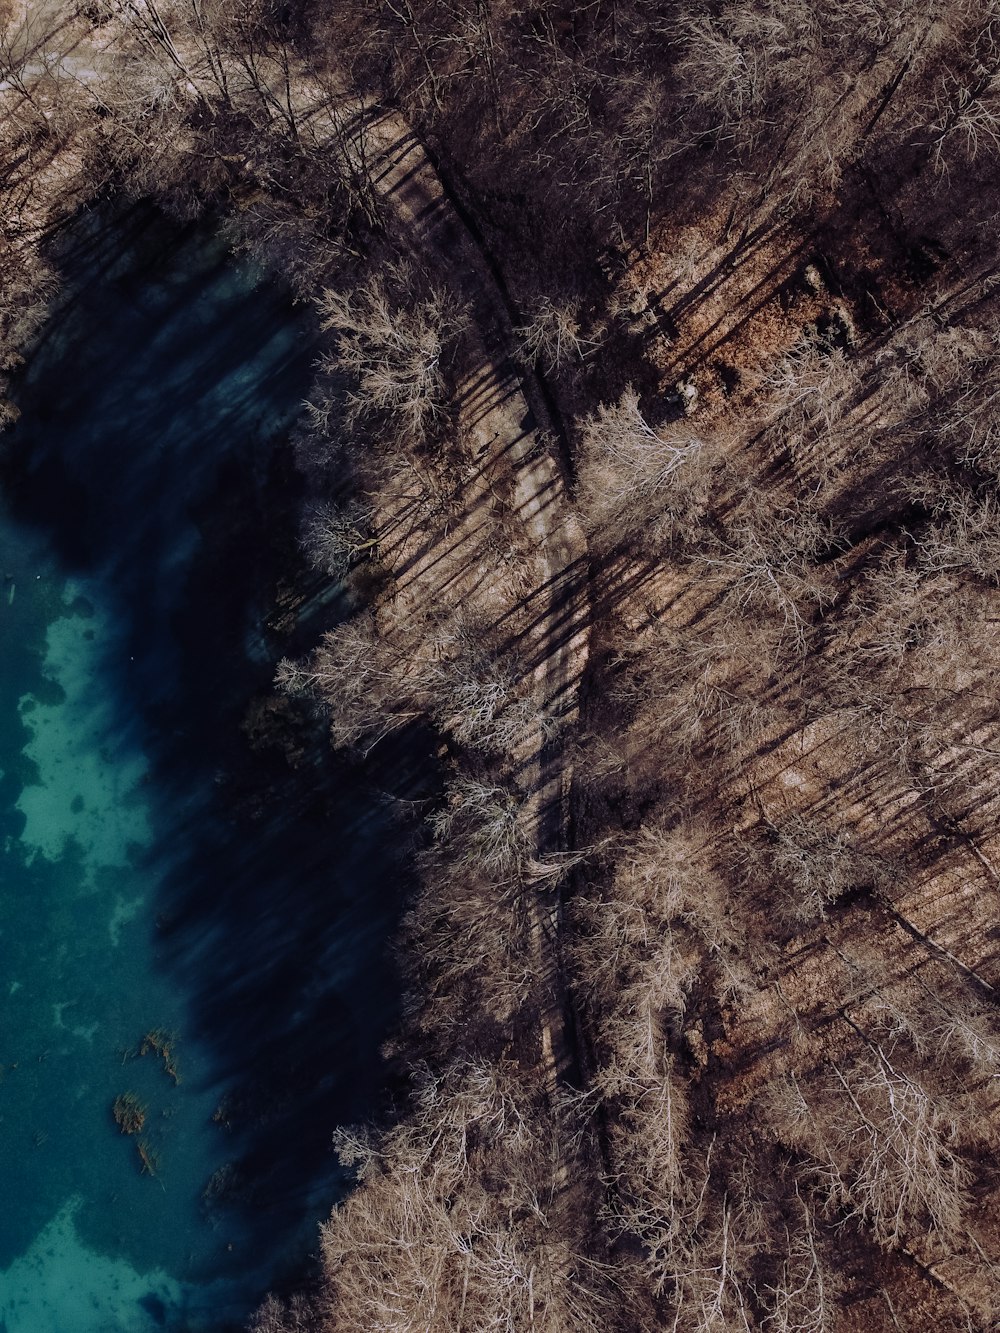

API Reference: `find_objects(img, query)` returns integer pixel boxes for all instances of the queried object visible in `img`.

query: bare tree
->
[248,1292,314,1333]
[317,266,465,441]
[906,474,1000,583]
[759,1189,838,1333]
[275,613,429,751]
[673,8,779,149]
[609,603,796,765]
[759,341,859,487]
[740,813,890,928]
[423,613,555,757]
[834,943,1000,1083]
[765,1052,971,1250]
[926,17,1000,174]
[428,776,530,880]
[697,501,833,655]
[318,1060,609,1332]
[299,498,378,580]
[577,385,716,543]
[514,295,596,373]
[608,72,672,244]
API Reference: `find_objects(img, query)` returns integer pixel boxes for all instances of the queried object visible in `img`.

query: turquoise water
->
[0,209,407,1331]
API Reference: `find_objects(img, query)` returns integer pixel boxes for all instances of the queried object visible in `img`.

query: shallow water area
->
[0,208,407,1332]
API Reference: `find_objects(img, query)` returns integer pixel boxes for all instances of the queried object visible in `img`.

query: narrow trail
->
[364,105,592,1155]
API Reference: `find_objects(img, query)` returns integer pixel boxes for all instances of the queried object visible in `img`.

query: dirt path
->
[363,106,591,1120]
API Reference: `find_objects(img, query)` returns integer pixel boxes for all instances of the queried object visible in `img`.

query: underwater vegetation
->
[137,1029,182,1085]
[111,1092,147,1136]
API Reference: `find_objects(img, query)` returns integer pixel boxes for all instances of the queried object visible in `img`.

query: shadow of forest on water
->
[0,201,427,1326]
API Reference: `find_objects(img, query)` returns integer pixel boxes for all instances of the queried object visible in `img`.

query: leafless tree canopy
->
[9,0,1000,1327]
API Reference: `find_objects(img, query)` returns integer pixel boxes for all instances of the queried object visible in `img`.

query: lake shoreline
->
[0,201,427,1333]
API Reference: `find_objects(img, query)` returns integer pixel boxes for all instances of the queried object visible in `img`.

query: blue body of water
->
[0,207,406,1332]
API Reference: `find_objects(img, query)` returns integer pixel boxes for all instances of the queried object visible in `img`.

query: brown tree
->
[316,266,465,442]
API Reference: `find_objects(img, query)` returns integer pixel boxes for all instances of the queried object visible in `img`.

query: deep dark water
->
[0,205,413,1331]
